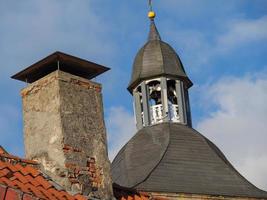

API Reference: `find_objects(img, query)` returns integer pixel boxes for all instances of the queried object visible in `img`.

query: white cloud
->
[239,155,267,190]
[197,71,267,190]
[217,15,267,51]
[106,106,136,161]
[165,15,267,71]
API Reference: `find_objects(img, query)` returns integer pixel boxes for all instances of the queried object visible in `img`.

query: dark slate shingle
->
[111,123,267,199]
[128,21,193,92]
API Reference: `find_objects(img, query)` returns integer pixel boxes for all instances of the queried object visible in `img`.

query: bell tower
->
[128,6,193,130]
[112,2,267,199]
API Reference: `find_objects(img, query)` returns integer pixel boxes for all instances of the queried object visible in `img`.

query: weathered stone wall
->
[22,70,113,199]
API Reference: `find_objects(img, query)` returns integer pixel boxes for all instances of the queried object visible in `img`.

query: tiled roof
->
[0,146,87,200]
[113,185,150,200]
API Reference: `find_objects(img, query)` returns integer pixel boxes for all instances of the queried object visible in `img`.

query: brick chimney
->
[12,52,113,199]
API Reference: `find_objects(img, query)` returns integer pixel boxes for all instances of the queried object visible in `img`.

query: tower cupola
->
[112,2,267,199]
[128,9,193,130]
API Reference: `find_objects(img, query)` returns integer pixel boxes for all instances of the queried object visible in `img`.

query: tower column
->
[141,82,150,126]
[176,80,187,124]
[184,90,192,127]
[160,77,169,122]
[133,90,143,130]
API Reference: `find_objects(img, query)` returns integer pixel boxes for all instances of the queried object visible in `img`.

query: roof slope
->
[0,146,86,200]
[111,123,267,199]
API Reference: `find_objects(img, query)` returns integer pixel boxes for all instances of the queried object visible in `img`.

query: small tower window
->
[147,80,163,124]
[148,80,161,105]
[167,80,178,105]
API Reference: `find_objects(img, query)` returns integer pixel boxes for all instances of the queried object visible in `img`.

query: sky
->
[0,0,267,191]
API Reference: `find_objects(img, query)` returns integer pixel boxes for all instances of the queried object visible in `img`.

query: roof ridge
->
[0,146,8,154]
[0,153,38,166]
[148,20,161,41]
[133,123,171,188]
[158,41,166,75]
[112,123,170,188]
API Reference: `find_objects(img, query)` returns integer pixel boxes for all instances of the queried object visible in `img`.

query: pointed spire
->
[147,0,161,41]
[148,20,161,41]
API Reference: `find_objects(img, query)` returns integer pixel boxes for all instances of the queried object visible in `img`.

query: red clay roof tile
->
[13,172,30,184]
[0,147,7,155]
[24,175,40,187]
[0,168,10,178]
[0,163,5,170]
[0,148,88,200]
[0,148,37,166]
[14,164,31,176]
[36,186,57,200]
[48,187,65,199]
[5,187,22,200]
[0,184,7,200]
[34,176,52,190]
[0,161,18,172]
[0,177,16,187]
[20,159,38,165]
[12,180,30,193]
[23,166,40,177]
[22,193,38,200]
[26,184,46,199]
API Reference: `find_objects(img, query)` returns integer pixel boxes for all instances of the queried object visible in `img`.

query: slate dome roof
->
[111,123,267,199]
[128,21,193,92]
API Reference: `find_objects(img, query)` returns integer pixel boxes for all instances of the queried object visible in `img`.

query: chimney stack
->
[12,52,113,199]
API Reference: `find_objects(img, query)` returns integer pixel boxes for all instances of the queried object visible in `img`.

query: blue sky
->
[0,0,267,191]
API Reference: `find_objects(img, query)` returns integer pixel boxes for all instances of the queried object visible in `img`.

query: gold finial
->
[148,0,156,20]
[148,11,156,19]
